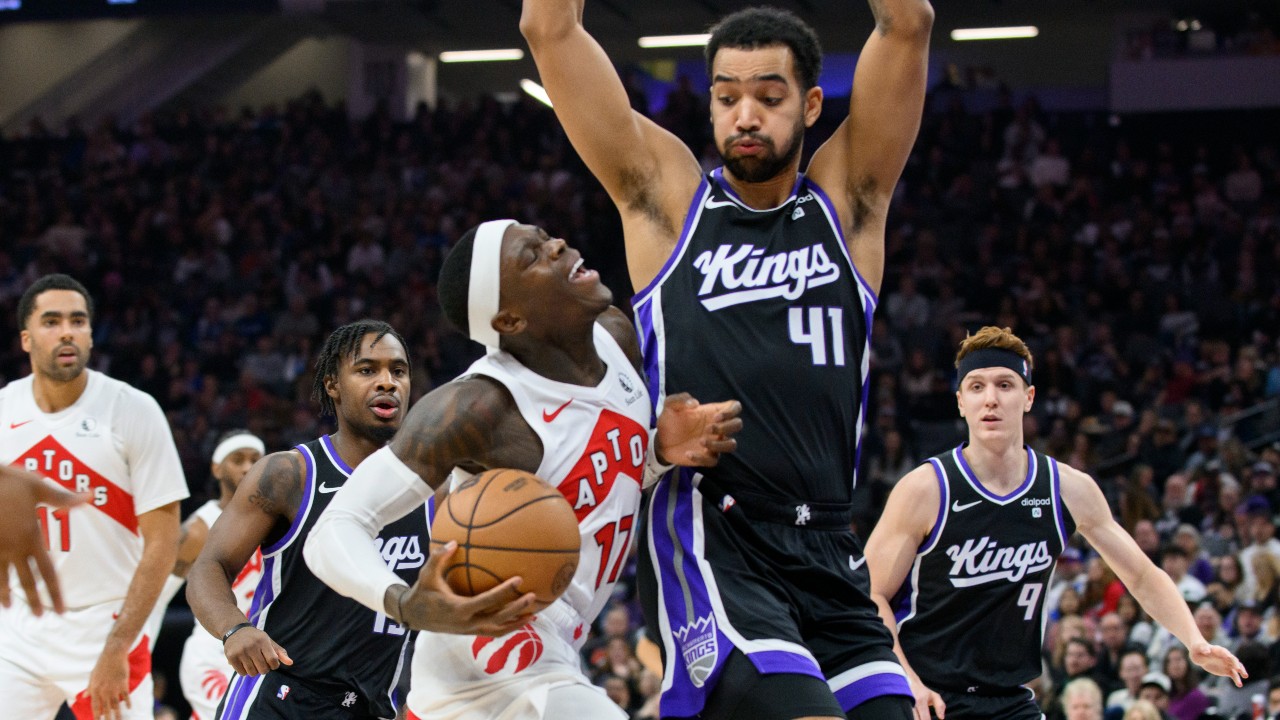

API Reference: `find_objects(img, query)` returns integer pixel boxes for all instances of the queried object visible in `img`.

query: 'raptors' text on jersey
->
[894,446,1076,691]
[0,370,188,609]
[633,169,876,504]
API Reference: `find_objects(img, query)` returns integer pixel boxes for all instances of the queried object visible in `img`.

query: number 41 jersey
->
[633,169,876,504]
[895,445,1076,692]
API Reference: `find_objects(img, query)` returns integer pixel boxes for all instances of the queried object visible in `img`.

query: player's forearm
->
[519,0,584,44]
[1127,565,1206,649]
[104,515,179,652]
[867,0,934,37]
[187,556,254,638]
[305,512,405,616]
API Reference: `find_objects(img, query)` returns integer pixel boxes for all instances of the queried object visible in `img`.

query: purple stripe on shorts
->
[832,673,913,712]
[220,673,262,719]
[746,649,824,678]
[247,555,275,624]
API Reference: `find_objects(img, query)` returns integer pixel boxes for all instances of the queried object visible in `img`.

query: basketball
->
[430,468,581,610]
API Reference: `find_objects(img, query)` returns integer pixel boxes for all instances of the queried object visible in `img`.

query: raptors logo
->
[471,624,544,675]
[201,668,230,700]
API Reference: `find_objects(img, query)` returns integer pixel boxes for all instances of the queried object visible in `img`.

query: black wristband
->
[221,622,255,645]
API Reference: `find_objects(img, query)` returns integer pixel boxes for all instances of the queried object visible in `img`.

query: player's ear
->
[492,310,526,337]
[804,85,823,127]
[324,373,341,403]
[1025,384,1036,412]
[20,329,31,354]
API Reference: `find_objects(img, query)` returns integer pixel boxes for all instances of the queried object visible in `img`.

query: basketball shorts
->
[216,670,389,720]
[640,470,912,718]
[934,687,1042,720]
[180,627,234,720]
[0,598,153,720]
[406,603,627,720]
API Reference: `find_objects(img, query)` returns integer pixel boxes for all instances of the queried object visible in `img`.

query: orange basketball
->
[430,468,580,610]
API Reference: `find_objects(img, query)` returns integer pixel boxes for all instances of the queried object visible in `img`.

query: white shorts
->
[179,628,234,720]
[406,609,626,720]
[0,599,153,720]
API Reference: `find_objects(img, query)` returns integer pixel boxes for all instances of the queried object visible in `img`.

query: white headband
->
[212,433,265,465]
[468,219,516,350]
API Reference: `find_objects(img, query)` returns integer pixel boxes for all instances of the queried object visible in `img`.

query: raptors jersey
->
[895,445,1076,691]
[632,168,875,504]
[408,323,650,718]
[0,370,188,609]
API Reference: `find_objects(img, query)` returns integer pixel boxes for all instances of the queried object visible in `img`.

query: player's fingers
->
[34,483,92,509]
[15,557,43,616]
[664,392,697,410]
[711,400,742,420]
[32,546,64,614]
[275,644,294,666]
[933,692,947,719]
[713,418,744,437]
[0,562,12,608]
[466,576,526,610]
[423,540,457,578]
[703,437,738,454]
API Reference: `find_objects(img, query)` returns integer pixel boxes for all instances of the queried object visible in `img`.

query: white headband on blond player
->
[211,433,266,464]
[468,219,516,350]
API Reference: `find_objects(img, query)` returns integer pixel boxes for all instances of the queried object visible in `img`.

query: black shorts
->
[934,688,1041,720]
[640,471,912,718]
[215,670,388,720]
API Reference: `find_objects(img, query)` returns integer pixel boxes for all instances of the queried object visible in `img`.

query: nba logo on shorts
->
[277,685,291,700]
[674,614,719,687]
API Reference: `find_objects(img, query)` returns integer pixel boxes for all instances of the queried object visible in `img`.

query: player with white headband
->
[305,219,743,720]
[144,429,266,719]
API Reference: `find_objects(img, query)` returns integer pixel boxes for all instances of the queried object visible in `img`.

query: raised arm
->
[305,379,540,637]
[187,452,302,677]
[520,0,702,287]
[1062,463,1245,686]
[865,464,946,720]
[807,0,933,295]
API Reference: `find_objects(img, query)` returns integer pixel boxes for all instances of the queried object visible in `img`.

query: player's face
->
[709,45,821,184]
[956,368,1035,443]
[212,447,263,492]
[499,223,613,331]
[20,289,92,383]
[332,332,410,444]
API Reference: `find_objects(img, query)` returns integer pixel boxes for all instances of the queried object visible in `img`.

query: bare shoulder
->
[241,450,307,520]
[1055,460,1109,529]
[597,306,641,370]
[880,462,944,537]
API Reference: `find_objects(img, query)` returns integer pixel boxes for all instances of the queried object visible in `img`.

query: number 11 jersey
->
[633,168,875,504]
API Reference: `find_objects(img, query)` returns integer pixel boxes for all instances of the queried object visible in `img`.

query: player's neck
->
[31,370,89,414]
[327,429,384,469]
[962,437,1027,493]
[721,165,800,209]
[508,330,606,387]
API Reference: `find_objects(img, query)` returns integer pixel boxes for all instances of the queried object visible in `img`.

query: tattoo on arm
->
[247,453,304,519]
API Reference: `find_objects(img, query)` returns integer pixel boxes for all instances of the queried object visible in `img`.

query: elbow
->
[882,3,935,41]
[519,10,574,46]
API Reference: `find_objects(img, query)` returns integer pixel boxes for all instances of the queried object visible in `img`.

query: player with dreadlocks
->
[187,319,522,719]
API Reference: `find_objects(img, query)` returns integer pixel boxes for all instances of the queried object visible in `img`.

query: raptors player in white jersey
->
[0,274,188,720]
[144,430,265,719]
[305,219,742,720]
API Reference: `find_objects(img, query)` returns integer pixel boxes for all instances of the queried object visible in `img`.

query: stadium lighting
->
[950,26,1039,41]
[638,34,712,48]
[520,79,553,108]
[438,49,525,63]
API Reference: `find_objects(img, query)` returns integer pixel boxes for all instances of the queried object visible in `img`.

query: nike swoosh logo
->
[9,420,32,429]
[318,483,341,494]
[848,555,866,572]
[542,399,573,423]
[952,499,982,512]
[704,198,740,210]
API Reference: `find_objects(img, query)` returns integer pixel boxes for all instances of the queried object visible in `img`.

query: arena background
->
[1,0,1278,717]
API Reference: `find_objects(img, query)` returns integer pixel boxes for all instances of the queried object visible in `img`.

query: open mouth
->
[568,257,597,283]
[56,347,79,363]
[370,398,399,420]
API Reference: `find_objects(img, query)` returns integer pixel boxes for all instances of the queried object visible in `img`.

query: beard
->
[364,420,400,446]
[719,116,806,184]
[42,346,87,383]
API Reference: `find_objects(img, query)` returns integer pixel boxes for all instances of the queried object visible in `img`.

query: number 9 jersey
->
[0,369,188,610]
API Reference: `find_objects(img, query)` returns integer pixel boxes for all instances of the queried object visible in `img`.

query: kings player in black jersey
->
[865,327,1245,720]
[186,320,529,720]
[522,0,932,718]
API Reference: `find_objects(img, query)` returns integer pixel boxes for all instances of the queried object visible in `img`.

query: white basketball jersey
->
[0,370,188,609]
[409,324,651,715]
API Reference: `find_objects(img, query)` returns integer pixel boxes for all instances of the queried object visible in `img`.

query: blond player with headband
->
[144,430,266,719]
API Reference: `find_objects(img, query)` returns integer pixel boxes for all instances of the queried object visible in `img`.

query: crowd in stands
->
[2,69,1278,718]
[1122,10,1280,60]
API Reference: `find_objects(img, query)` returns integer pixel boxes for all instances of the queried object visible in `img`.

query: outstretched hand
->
[1191,641,1247,687]
[396,541,538,636]
[655,393,743,468]
[0,470,90,615]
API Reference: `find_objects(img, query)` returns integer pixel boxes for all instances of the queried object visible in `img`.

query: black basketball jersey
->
[894,445,1076,692]
[632,168,875,504]
[246,435,428,717]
